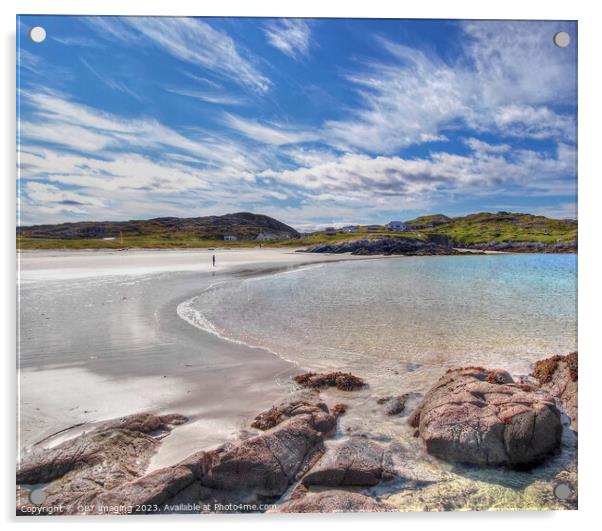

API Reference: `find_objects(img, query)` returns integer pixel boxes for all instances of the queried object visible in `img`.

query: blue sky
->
[17,16,577,229]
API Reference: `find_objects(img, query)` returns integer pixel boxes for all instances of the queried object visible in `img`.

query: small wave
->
[176,286,299,367]
[242,263,324,283]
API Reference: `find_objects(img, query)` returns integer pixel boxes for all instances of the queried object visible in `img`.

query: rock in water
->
[532,351,578,431]
[409,367,562,467]
[292,371,366,391]
[272,490,393,513]
[377,394,410,416]
[302,437,396,487]
[251,391,335,433]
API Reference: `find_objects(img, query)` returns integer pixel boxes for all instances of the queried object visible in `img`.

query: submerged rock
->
[409,367,562,467]
[302,437,396,487]
[293,371,366,391]
[272,489,394,513]
[377,394,410,416]
[532,351,578,431]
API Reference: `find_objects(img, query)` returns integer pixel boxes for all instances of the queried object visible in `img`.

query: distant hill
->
[303,211,576,254]
[425,211,577,248]
[17,212,300,242]
[16,211,577,252]
[404,214,451,229]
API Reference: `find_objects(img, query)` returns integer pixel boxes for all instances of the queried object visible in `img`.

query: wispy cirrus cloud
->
[165,87,244,106]
[322,22,576,153]
[17,18,577,226]
[264,19,312,60]
[86,17,270,93]
[79,57,143,101]
[223,113,318,145]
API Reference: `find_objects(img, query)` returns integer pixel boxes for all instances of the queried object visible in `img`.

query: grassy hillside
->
[17,212,299,249]
[428,212,577,245]
[16,211,576,250]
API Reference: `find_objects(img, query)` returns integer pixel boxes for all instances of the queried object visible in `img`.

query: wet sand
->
[17,247,372,467]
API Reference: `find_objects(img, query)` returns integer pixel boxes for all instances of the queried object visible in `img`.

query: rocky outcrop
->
[409,367,562,467]
[251,390,336,433]
[272,490,393,513]
[304,237,459,256]
[198,415,330,497]
[293,371,366,391]
[17,413,187,485]
[302,437,396,487]
[17,402,338,515]
[16,413,188,515]
[532,352,578,431]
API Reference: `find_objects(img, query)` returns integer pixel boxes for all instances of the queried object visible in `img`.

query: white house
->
[386,221,408,231]
[223,235,238,241]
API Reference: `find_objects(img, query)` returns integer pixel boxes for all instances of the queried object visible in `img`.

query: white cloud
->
[224,114,317,145]
[323,42,471,153]
[492,104,575,141]
[19,90,267,176]
[462,20,576,107]
[264,19,311,60]
[260,142,576,200]
[322,22,576,152]
[464,138,511,154]
[85,17,270,93]
[26,182,105,208]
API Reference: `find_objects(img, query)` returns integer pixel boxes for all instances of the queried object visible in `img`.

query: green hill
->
[16,211,576,251]
[427,212,577,246]
[17,212,300,249]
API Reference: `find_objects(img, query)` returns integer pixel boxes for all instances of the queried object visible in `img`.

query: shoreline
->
[17,249,383,466]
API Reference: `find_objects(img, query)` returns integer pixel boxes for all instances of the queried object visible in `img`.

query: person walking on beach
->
[212,254,216,267]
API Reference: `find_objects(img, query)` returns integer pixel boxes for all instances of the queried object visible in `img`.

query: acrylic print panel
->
[16,16,577,515]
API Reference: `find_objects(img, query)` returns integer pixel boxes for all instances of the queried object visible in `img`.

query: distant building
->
[102,237,116,241]
[223,235,238,241]
[324,227,336,234]
[342,226,359,233]
[386,221,408,231]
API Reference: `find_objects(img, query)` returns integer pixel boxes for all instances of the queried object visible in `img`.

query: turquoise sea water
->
[180,253,578,509]
[184,254,577,395]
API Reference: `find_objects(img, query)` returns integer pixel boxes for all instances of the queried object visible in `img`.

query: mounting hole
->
[29,26,46,43]
[553,31,570,48]
[554,482,572,500]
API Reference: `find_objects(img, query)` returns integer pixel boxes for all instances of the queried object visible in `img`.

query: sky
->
[17,16,577,230]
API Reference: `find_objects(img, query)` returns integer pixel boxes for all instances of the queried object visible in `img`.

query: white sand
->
[18,247,368,282]
[17,247,372,468]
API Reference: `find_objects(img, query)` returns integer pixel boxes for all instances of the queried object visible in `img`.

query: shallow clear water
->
[185,254,577,395]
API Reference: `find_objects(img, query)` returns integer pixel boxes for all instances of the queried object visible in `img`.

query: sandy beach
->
[17,247,373,468]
